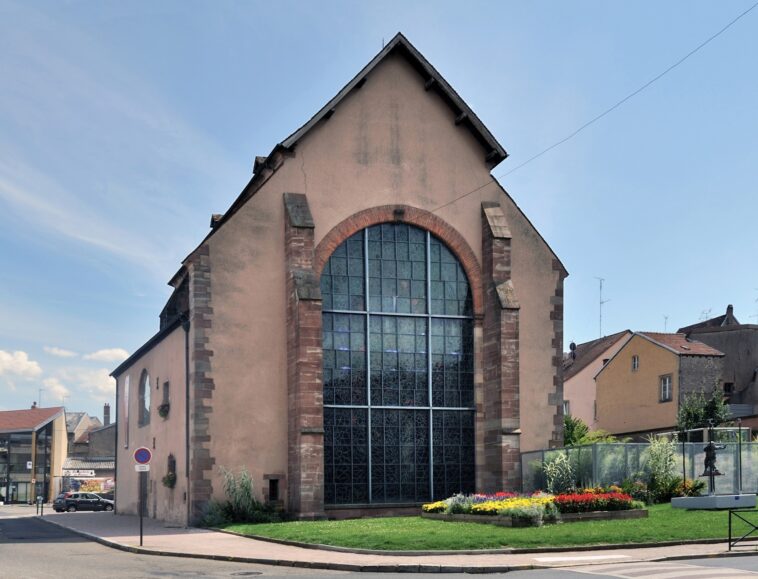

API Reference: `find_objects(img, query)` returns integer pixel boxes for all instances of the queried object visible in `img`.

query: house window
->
[659,375,672,402]
[724,382,734,396]
[139,370,151,426]
[321,223,474,505]
[632,355,639,371]
[562,400,570,416]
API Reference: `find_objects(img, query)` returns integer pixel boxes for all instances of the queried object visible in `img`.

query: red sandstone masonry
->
[480,202,521,492]
[187,245,216,524]
[313,205,484,318]
[284,193,325,518]
[549,259,567,447]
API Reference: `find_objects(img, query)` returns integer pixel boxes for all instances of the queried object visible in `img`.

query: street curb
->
[211,526,736,556]
[34,516,758,573]
[34,516,533,574]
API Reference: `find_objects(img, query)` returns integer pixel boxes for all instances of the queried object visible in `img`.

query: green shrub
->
[445,493,474,514]
[645,436,677,504]
[200,500,231,527]
[200,466,287,526]
[620,479,649,502]
[503,504,544,527]
[675,478,705,497]
[544,453,575,494]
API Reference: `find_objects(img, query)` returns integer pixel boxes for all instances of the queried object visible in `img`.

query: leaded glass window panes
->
[322,223,475,505]
[324,408,369,505]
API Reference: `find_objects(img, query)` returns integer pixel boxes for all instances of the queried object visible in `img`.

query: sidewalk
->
[32,510,758,573]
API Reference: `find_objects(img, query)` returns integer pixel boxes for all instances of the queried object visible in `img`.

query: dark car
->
[53,492,114,513]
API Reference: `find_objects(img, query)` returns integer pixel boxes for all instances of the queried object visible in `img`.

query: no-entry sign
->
[133,447,152,465]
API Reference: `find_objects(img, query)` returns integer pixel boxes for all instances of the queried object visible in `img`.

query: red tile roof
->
[638,333,724,356]
[563,331,632,381]
[0,407,64,433]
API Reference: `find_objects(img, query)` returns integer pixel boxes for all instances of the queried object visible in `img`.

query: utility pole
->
[595,277,610,338]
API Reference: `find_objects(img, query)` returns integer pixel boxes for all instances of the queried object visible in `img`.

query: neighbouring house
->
[563,330,632,430]
[0,406,68,503]
[679,304,758,425]
[63,404,116,495]
[66,411,102,455]
[112,33,567,524]
[595,332,724,438]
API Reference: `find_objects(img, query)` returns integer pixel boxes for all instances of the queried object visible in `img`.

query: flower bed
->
[554,492,634,513]
[421,488,642,527]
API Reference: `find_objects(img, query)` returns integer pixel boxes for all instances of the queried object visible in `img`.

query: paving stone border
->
[422,508,648,527]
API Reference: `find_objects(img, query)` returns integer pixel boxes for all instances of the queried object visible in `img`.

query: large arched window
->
[321,223,475,505]
[138,370,151,426]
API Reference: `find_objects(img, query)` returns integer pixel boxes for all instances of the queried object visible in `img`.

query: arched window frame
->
[320,222,476,506]
[138,369,151,426]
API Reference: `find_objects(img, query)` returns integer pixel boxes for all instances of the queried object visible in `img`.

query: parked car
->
[53,492,114,512]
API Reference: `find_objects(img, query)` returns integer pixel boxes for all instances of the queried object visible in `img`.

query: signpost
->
[133,447,152,546]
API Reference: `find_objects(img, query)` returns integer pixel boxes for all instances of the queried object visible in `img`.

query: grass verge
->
[222,504,739,551]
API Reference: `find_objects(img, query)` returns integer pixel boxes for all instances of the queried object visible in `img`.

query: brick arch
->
[314,205,484,317]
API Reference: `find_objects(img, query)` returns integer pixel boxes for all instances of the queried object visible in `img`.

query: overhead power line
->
[432,1,758,214]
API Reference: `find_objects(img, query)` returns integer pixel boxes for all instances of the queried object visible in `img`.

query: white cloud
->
[42,377,70,400]
[84,348,129,362]
[0,350,42,379]
[44,346,78,358]
[57,368,115,403]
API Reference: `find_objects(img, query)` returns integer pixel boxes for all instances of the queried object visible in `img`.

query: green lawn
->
[222,505,744,551]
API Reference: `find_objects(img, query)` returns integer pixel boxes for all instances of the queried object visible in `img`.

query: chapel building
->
[112,33,567,524]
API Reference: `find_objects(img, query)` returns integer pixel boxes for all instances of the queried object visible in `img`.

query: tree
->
[563,415,621,446]
[563,415,589,446]
[676,389,730,432]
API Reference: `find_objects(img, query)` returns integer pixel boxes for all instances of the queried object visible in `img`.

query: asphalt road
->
[0,515,338,578]
[1,513,758,578]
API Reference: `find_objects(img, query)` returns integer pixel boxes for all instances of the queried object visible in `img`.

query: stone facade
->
[111,34,566,523]
[678,355,724,400]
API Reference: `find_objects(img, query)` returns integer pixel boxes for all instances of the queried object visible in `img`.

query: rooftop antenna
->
[38,387,46,408]
[595,277,609,337]
[700,308,712,321]
[664,315,669,332]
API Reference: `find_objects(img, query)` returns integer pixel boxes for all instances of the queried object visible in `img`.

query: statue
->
[702,440,725,477]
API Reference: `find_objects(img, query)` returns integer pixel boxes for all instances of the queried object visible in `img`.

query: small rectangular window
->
[724,382,734,396]
[269,479,279,502]
[660,375,672,402]
[562,400,570,416]
[632,355,640,371]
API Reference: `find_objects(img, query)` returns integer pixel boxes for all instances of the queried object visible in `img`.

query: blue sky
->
[1,1,756,419]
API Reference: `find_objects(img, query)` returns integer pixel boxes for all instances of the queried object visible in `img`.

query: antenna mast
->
[595,277,609,337]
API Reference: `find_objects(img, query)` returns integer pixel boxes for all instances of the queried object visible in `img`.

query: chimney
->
[727,304,734,317]
[31,401,37,409]
[104,403,111,426]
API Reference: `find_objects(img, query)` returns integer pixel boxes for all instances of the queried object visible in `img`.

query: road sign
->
[135,464,150,472]
[26,461,33,470]
[133,447,152,465]
[64,469,96,477]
